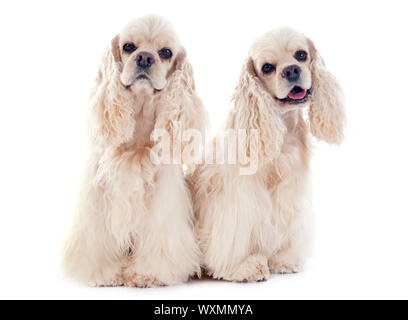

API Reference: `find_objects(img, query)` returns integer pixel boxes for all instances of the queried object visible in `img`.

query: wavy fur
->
[308,39,345,144]
[192,27,345,282]
[62,15,205,287]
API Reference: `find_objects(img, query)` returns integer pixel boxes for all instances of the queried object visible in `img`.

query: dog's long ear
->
[160,47,207,134]
[110,35,123,72]
[230,57,286,163]
[308,39,345,144]
[88,35,135,148]
[155,47,207,166]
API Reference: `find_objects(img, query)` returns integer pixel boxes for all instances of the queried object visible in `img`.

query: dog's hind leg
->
[62,180,124,286]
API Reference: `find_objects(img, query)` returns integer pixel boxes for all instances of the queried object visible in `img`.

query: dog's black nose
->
[282,65,301,82]
[136,52,155,69]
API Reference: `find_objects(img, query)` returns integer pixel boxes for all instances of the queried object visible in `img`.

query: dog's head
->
[90,15,204,149]
[250,28,312,108]
[241,27,345,144]
[110,15,184,94]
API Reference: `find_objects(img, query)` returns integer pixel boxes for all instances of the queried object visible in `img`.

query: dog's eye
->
[123,43,137,53]
[158,48,172,59]
[294,50,308,62]
[262,63,276,74]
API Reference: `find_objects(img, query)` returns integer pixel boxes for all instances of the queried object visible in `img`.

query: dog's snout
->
[136,51,155,69]
[282,65,301,82]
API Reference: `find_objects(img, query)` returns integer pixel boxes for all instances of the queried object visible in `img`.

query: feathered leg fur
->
[123,165,200,287]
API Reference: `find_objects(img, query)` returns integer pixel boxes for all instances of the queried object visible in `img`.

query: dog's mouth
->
[277,86,311,105]
[124,72,164,93]
[135,73,150,81]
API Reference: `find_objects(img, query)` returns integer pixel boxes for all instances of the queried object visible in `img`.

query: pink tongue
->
[288,88,306,100]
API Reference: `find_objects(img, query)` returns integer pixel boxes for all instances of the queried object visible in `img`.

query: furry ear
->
[88,35,135,148]
[110,35,123,72]
[308,39,345,144]
[230,57,286,164]
[155,47,207,167]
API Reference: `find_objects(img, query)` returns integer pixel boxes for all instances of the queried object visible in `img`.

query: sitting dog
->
[191,27,345,282]
[62,15,206,287]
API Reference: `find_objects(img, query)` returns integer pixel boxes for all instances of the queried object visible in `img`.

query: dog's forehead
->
[250,28,309,62]
[120,16,180,49]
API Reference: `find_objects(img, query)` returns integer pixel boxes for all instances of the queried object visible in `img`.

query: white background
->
[0,0,407,300]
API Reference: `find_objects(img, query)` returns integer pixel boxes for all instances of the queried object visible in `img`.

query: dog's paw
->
[224,255,270,283]
[91,275,124,287]
[269,261,303,274]
[96,278,124,287]
[124,273,165,288]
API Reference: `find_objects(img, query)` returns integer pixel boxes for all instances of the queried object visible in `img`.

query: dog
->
[191,27,345,282]
[62,15,206,287]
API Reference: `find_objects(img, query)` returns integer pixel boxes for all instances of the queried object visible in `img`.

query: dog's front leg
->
[268,172,312,274]
[197,172,271,282]
[123,165,200,287]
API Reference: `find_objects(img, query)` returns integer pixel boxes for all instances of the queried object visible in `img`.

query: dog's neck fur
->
[280,109,301,131]
[279,108,308,152]
[120,91,162,151]
[256,108,309,188]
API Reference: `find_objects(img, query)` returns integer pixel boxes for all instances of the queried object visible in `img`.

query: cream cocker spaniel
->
[62,15,206,287]
[191,27,345,282]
